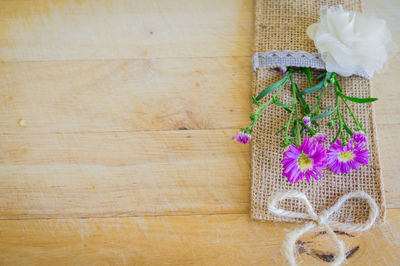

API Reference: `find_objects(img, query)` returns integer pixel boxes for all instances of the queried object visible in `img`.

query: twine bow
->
[268,191,379,266]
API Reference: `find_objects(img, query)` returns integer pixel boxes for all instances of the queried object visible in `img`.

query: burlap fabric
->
[251,0,385,223]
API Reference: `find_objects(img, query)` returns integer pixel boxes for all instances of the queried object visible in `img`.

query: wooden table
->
[0,0,399,265]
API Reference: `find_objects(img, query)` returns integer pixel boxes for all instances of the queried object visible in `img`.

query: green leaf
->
[337,90,378,103]
[295,83,310,113]
[274,127,285,136]
[325,72,333,81]
[342,119,353,136]
[301,68,312,84]
[252,96,260,106]
[272,96,291,108]
[301,121,315,135]
[333,129,341,142]
[298,80,324,96]
[300,72,333,96]
[316,72,326,79]
[320,105,334,110]
[292,119,298,137]
[271,97,291,113]
[255,75,289,101]
[334,76,343,93]
[282,107,292,113]
[311,109,336,121]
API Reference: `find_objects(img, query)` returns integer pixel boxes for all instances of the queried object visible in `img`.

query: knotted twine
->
[268,190,379,266]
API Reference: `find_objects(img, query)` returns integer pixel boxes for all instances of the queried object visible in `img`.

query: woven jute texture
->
[251,0,385,224]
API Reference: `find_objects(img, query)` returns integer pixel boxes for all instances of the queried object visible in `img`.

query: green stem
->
[310,71,336,115]
[341,97,364,131]
[333,73,343,92]
[333,74,363,131]
[289,69,301,145]
[311,82,328,115]
[333,127,341,143]
[300,121,317,136]
[285,105,295,138]
[333,94,341,142]
[335,90,348,145]
[333,74,363,132]
[248,76,289,132]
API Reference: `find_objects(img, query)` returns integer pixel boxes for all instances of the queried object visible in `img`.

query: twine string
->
[268,191,379,266]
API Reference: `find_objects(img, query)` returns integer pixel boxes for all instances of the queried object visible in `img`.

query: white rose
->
[306,6,396,77]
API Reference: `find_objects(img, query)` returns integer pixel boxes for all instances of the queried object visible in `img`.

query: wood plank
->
[0,129,251,219]
[0,130,248,166]
[0,57,252,134]
[0,0,253,62]
[372,36,400,125]
[0,210,399,265]
[378,124,400,209]
[0,57,398,132]
[0,128,399,219]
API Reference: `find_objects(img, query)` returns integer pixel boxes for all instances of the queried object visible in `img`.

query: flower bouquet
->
[233,1,396,264]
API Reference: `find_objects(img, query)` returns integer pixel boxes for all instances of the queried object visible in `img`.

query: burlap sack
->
[251,0,385,224]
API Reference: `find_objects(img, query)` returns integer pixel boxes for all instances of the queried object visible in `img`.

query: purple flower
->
[302,116,311,128]
[279,66,287,73]
[353,131,367,144]
[232,132,251,144]
[327,140,369,174]
[281,138,327,184]
[312,133,327,145]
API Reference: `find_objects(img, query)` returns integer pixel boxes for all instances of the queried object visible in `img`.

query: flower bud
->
[281,139,291,148]
[250,113,258,121]
[278,66,287,73]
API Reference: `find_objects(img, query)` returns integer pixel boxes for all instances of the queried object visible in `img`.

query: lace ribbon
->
[268,190,379,266]
[253,51,370,78]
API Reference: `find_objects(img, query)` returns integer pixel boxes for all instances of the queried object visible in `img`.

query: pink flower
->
[353,131,367,144]
[279,66,287,73]
[302,116,311,128]
[312,133,327,145]
[232,132,251,144]
[327,140,369,174]
[281,138,327,183]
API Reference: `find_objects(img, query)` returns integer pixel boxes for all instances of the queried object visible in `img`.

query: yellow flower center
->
[297,153,313,172]
[338,151,355,162]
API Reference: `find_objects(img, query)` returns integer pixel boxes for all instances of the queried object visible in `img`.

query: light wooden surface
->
[0,0,399,265]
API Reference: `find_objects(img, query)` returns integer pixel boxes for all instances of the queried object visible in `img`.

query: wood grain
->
[0,130,250,219]
[0,130,247,166]
[0,210,399,265]
[0,0,253,62]
[0,0,399,265]
[0,56,398,219]
[0,57,252,133]
[0,128,399,219]
[0,57,398,132]
[0,128,398,219]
